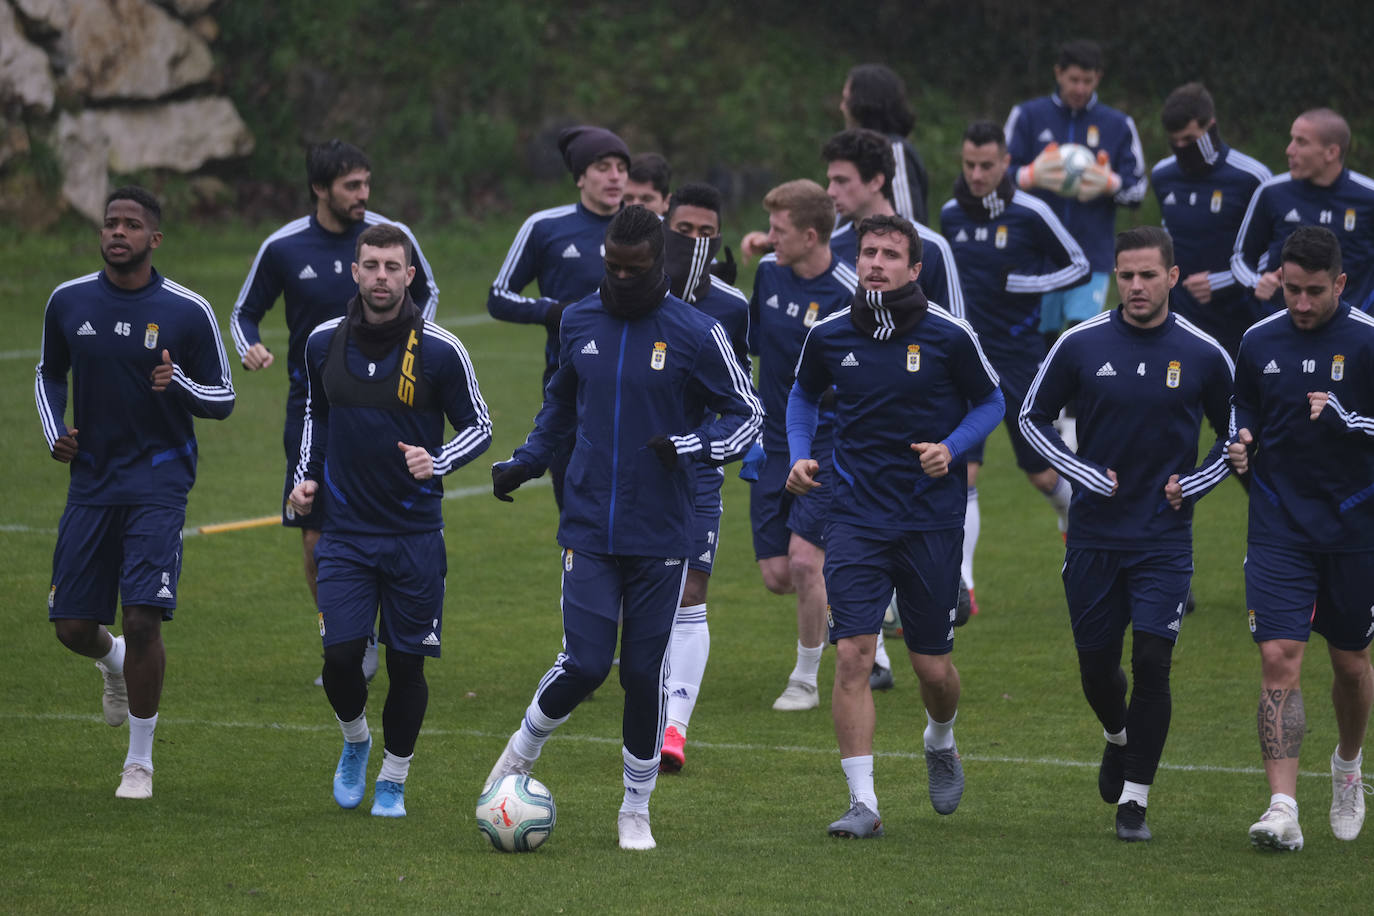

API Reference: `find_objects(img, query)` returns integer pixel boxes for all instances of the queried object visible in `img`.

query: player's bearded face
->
[1115,247,1177,328]
[353,243,414,316]
[100,200,161,271]
[324,168,370,225]
[857,232,919,291]
[1280,263,1345,330]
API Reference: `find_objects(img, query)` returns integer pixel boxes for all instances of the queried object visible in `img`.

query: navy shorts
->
[689,464,725,573]
[1245,543,1374,651]
[315,530,447,657]
[824,521,962,655]
[49,504,183,623]
[559,548,687,674]
[749,448,828,559]
[1063,547,1192,650]
[963,359,1051,474]
[281,396,323,530]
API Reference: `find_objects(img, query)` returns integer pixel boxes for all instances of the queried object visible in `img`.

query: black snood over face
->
[663,228,722,304]
[600,248,671,320]
[1172,123,1223,178]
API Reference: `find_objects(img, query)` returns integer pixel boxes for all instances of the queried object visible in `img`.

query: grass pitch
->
[1,218,1371,914]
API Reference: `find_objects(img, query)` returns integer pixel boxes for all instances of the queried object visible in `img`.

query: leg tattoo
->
[1258,688,1304,761]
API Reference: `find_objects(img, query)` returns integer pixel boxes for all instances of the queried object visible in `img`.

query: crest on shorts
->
[994,225,1008,249]
[1166,360,1181,389]
[1210,190,1223,213]
[906,344,921,373]
[143,323,159,349]
[48,585,55,609]
[564,549,574,572]
[1332,354,1345,381]
[650,341,667,371]
[318,611,326,637]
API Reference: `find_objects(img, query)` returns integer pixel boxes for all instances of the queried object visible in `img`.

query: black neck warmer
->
[850,280,928,340]
[663,229,722,304]
[954,172,1016,221]
[348,292,419,361]
[1172,124,1225,178]
[600,250,671,320]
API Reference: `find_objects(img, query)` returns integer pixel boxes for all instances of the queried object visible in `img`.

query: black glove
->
[492,459,534,502]
[543,301,568,332]
[709,246,738,286]
[646,435,679,471]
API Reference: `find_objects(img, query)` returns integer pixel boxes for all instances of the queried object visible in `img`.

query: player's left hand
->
[1308,391,1330,421]
[1164,473,1184,510]
[1226,428,1253,475]
[1182,271,1213,304]
[51,426,79,463]
[646,435,679,471]
[150,349,173,391]
[397,441,433,480]
[786,458,821,495]
[911,441,952,478]
[1076,151,1122,202]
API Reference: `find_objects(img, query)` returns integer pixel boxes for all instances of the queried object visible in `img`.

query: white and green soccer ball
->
[1057,143,1096,196]
[476,774,556,852]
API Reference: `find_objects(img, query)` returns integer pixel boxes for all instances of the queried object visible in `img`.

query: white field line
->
[0,711,1331,780]
[0,472,549,537]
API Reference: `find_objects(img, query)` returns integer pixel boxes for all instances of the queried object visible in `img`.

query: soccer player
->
[230,140,438,683]
[487,124,630,506]
[1005,39,1148,341]
[1232,108,1374,314]
[1227,226,1374,851]
[840,64,931,226]
[1151,83,1272,359]
[484,206,763,850]
[746,180,863,708]
[788,214,1003,837]
[1020,226,1234,842]
[36,186,236,799]
[625,152,671,216]
[657,182,753,773]
[288,224,492,818]
[941,120,1089,610]
[824,128,964,316]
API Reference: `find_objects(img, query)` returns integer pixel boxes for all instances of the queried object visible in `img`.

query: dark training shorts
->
[49,503,184,623]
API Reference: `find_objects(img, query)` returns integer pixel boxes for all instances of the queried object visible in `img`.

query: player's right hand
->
[1226,428,1253,475]
[50,427,79,463]
[1182,271,1213,304]
[786,458,821,495]
[242,343,274,370]
[740,231,773,262]
[288,480,317,515]
[1017,143,1066,192]
[492,459,534,502]
[1254,270,1282,302]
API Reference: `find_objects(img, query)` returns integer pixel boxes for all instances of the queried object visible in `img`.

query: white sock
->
[873,629,891,671]
[1271,792,1298,814]
[621,746,658,813]
[790,641,823,686]
[1044,475,1071,532]
[378,749,412,784]
[1333,747,1363,773]
[841,755,878,814]
[924,710,957,750]
[962,486,980,589]
[124,713,157,770]
[665,605,710,732]
[99,633,126,674]
[1105,727,1127,746]
[514,699,569,761]
[338,712,369,744]
[1119,780,1149,807]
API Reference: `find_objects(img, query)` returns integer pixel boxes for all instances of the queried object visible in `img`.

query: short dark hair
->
[667,182,722,221]
[844,63,914,137]
[306,140,370,197]
[105,186,161,228]
[606,204,664,260]
[1114,225,1174,268]
[962,119,1006,149]
[1057,39,1104,73]
[355,223,412,266]
[1282,225,1343,277]
[822,129,895,201]
[629,153,672,197]
[857,213,922,267]
[1161,83,1215,133]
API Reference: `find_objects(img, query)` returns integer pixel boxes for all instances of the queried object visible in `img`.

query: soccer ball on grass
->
[476,774,556,852]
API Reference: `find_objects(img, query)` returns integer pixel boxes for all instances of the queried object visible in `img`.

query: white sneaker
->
[115,763,153,799]
[95,661,128,727]
[618,810,656,850]
[1331,763,1372,841]
[483,731,534,793]
[772,679,818,711]
[1249,800,1303,851]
